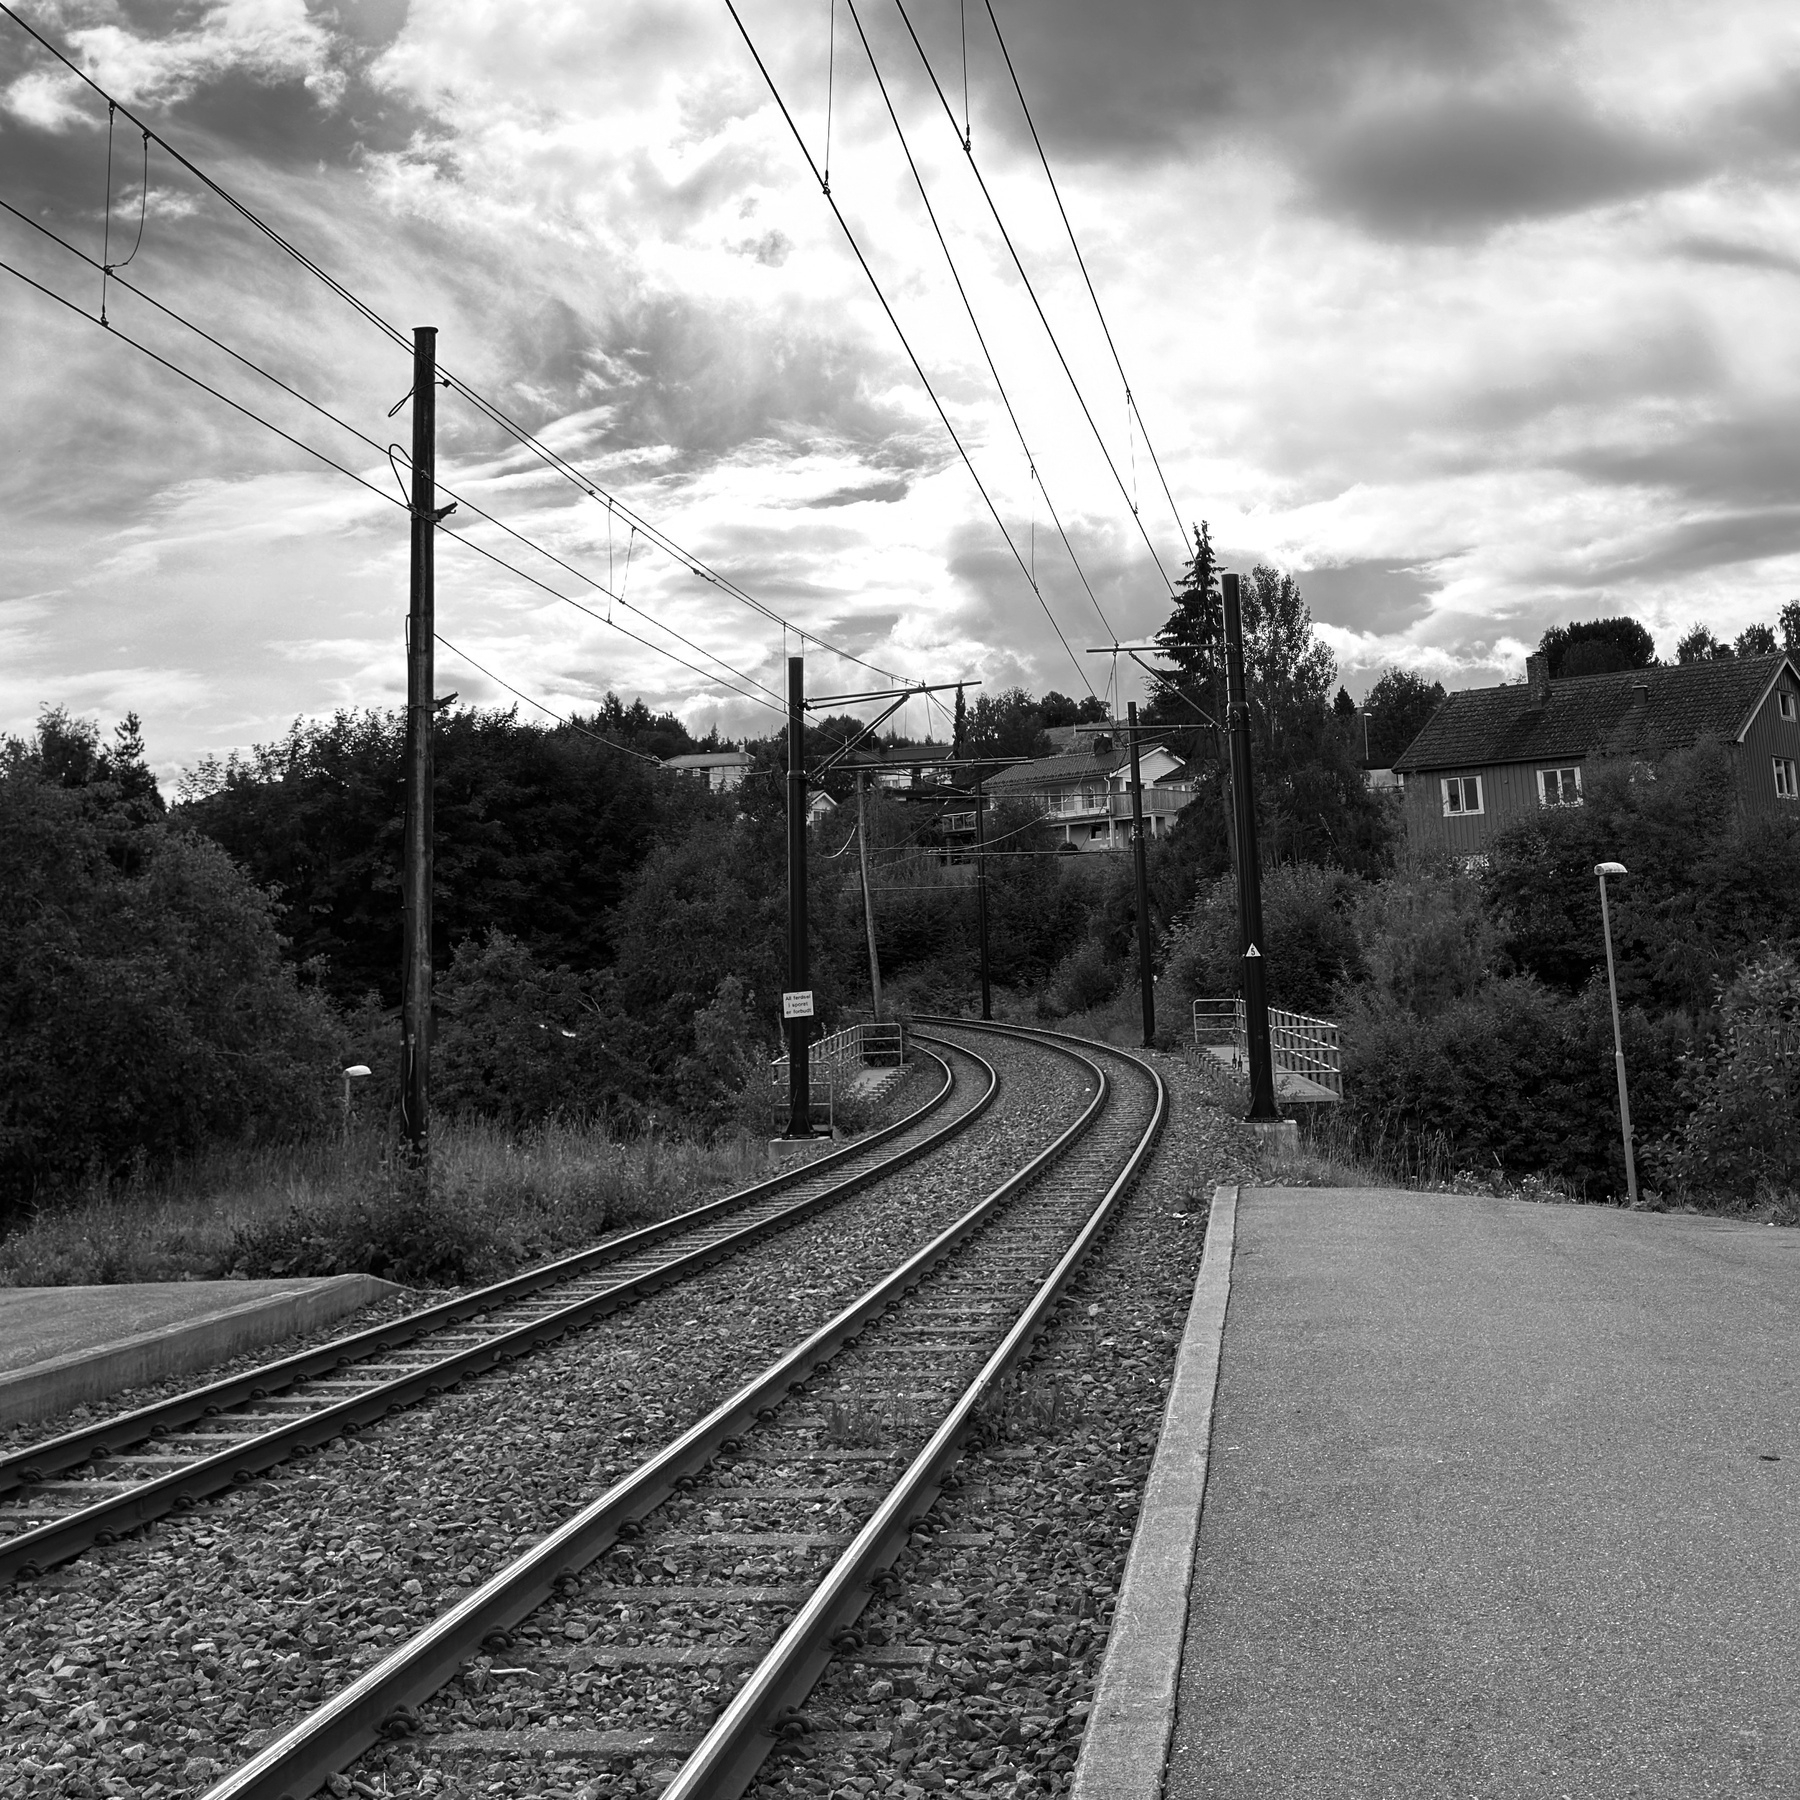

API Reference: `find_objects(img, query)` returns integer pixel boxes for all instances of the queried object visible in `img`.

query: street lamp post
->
[1594,863,1640,1206]
[341,1064,372,1137]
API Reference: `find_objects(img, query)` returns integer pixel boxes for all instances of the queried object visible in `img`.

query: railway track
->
[0,1039,997,1584]
[197,1019,1166,1800]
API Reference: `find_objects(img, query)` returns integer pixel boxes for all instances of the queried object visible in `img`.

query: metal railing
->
[1191,997,1343,1099]
[769,1021,908,1128]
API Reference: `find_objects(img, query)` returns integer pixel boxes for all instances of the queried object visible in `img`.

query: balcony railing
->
[1033,785,1196,820]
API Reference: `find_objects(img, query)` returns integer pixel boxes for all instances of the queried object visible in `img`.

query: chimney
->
[1526,653,1551,705]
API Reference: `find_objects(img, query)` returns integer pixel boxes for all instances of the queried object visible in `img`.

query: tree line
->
[7,547,1795,1219]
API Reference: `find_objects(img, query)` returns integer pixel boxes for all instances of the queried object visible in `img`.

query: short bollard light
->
[341,1063,372,1133]
[1593,862,1639,1206]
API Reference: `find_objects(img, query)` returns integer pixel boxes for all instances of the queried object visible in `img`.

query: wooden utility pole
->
[972,771,992,1020]
[399,325,437,1160]
[855,769,883,1019]
[783,655,814,1137]
[1126,701,1156,1047]
[1223,572,1280,1122]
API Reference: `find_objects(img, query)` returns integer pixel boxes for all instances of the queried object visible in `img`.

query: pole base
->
[1248,1118,1299,1160]
[768,1135,837,1171]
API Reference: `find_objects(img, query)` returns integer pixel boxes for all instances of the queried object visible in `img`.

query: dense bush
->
[1338,976,1694,1198]
[1654,952,1800,1206]
[1043,941,1120,1016]
[1350,853,1494,1014]
[229,1161,512,1287]
[1161,862,1363,1016]
[1,728,342,1215]
[433,929,613,1126]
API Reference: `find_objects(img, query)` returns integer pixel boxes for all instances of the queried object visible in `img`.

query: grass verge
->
[0,1053,939,1289]
[0,1118,766,1290]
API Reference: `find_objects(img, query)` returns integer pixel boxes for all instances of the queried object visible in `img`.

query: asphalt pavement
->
[1164,1187,1800,1799]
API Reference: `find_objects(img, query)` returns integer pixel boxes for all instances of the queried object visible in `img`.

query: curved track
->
[197,1020,1166,1800]
[1,1041,997,1582]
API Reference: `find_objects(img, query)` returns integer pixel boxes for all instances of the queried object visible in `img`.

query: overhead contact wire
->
[0,253,406,514]
[437,374,916,690]
[2,2,944,702]
[433,636,670,764]
[0,4,912,697]
[891,0,1174,592]
[981,0,1187,544]
[842,0,1114,644]
[724,0,1096,700]
[0,201,786,710]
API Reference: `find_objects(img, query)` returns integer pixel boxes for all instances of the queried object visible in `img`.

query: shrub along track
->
[0,1028,1102,1800]
[185,1022,1167,1800]
[0,1045,991,1584]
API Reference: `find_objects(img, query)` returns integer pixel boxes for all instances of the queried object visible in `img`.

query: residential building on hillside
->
[863,741,954,790]
[957,733,1198,853]
[663,749,754,792]
[1392,652,1800,852]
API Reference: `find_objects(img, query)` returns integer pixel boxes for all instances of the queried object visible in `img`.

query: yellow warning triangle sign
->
[1245,943,1262,957]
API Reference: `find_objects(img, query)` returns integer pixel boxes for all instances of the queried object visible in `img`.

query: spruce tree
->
[1156,521,1222,694]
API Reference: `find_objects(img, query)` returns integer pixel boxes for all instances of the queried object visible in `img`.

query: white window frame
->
[1441,775,1484,817]
[1777,757,1799,800]
[1780,690,1798,722]
[1538,766,1583,807]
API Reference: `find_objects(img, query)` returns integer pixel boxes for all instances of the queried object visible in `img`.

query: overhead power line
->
[0,2,922,697]
[0,252,407,516]
[0,243,786,718]
[982,0,1187,547]
[890,0,1175,591]
[0,2,409,353]
[434,375,909,692]
[433,635,670,763]
[438,526,788,720]
[840,0,1114,646]
[724,0,1096,701]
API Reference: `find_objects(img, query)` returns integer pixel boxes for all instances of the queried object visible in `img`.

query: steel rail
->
[198,1028,1120,1800]
[2,1049,958,1498]
[661,1020,1167,1800]
[1,1044,993,1582]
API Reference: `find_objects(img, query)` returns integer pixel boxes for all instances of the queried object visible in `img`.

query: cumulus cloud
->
[1304,90,1707,239]
[7,0,1800,772]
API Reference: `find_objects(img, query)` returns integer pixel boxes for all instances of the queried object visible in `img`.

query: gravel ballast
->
[0,1035,1099,1800]
[741,1033,1259,1800]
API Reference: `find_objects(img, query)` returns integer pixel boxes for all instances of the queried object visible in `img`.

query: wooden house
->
[1391,652,1800,853]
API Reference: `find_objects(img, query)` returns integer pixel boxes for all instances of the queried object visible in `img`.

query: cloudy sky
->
[3,0,1799,778]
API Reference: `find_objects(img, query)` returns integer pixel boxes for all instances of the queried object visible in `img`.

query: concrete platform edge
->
[1069,1183,1240,1800]
[0,1273,401,1430]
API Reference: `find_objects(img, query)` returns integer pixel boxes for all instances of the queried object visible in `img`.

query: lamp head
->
[1594,862,1627,878]
[342,1064,372,1078]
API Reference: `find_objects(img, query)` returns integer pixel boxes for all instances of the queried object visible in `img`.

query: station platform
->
[1075,1185,1800,1799]
[0,1274,398,1429]
[1199,1043,1339,1105]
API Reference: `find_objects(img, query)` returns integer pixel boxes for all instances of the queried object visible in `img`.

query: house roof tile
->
[983,740,1180,791]
[662,751,753,769]
[1392,655,1794,773]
